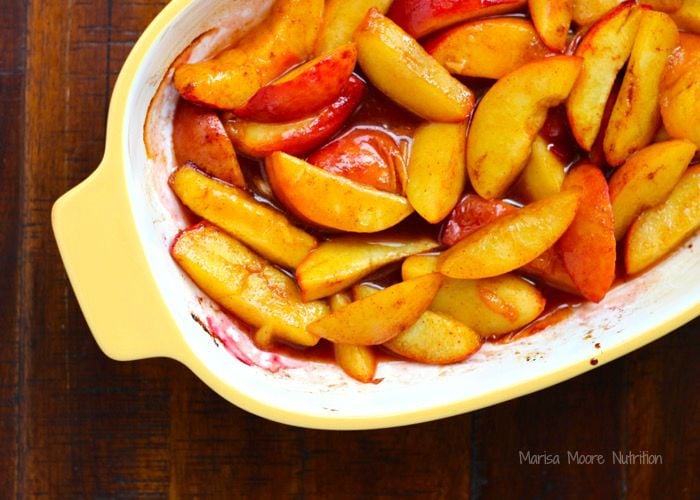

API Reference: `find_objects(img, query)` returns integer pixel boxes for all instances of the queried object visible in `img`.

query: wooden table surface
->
[2,1,698,497]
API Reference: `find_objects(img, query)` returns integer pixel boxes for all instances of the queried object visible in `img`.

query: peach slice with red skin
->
[466,55,582,199]
[354,9,474,123]
[441,194,518,247]
[307,127,402,194]
[559,164,616,302]
[567,1,642,151]
[265,152,414,233]
[438,190,581,279]
[529,0,573,52]
[316,0,394,54]
[172,100,245,188]
[234,44,358,123]
[224,75,365,158]
[387,0,528,39]
[425,17,553,79]
[174,0,323,110]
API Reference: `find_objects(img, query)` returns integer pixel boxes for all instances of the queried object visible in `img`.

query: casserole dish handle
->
[52,161,187,362]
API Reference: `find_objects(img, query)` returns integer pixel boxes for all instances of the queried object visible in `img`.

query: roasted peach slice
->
[529,0,573,52]
[571,0,625,26]
[354,9,474,122]
[174,0,323,110]
[660,34,700,149]
[513,136,566,203]
[387,0,528,38]
[307,127,402,194]
[265,152,414,233]
[407,121,467,224]
[225,75,365,158]
[559,164,616,302]
[296,234,438,301]
[441,194,518,247]
[172,100,245,188]
[234,44,357,122]
[625,166,700,275]
[402,256,547,337]
[170,164,317,269]
[567,2,641,151]
[329,293,377,383]
[438,190,581,279]
[171,223,328,349]
[603,10,679,166]
[467,55,582,199]
[425,17,553,79]
[307,274,443,345]
[385,311,483,365]
[316,0,393,54]
[609,139,696,240]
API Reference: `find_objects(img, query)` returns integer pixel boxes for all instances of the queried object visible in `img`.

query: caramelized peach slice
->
[307,127,402,194]
[385,311,482,364]
[402,255,547,336]
[329,293,377,383]
[467,55,582,199]
[265,152,414,233]
[521,247,579,294]
[671,1,700,33]
[169,164,317,269]
[609,139,696,239]
[407,121,467,223]
[296,234,438,301]
[571,0,625,26]
[387,0,528,38]
[603,10,679,166]
[174,0,323,110]
[513,136,566,203]
[307,274,443,345]
[234,44,357,122]
[438,190,581,279]
[441,194,518,247]
[172,100,245,188]
[225,75,365,158]
[567,2,641,151]
[625,166,700,275]
[559,164,616,302]
[354,9,474,122]
[660,34,700,149]
[171,224,328,348]
[425,17,553,79]
[529,0,573,52]
[316,0,394,54]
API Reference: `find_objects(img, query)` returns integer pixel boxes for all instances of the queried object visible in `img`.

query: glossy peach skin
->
[224,75,365,158]
[559,164,616,302]
[467,55,582,199]
[316,0,394,54]
[234,44,358,123]
[625,166,700,275]
[171,100,245,188]
[265,152,414,233]
[567,1,641,151]
[354,9,474,122]
[529,0,573,52]
[307,127,402,193]
[387,0,528,38]
[425,17,553,79]
[173,0,323,110]
[660,33,700,149]
[603,10,679,166]
[438,190,581,279]
[609,139,696,240]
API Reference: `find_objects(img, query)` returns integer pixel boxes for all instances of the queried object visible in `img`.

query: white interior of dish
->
[121,0,699,420]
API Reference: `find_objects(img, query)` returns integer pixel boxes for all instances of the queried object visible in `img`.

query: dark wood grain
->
[4,0,699,497]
